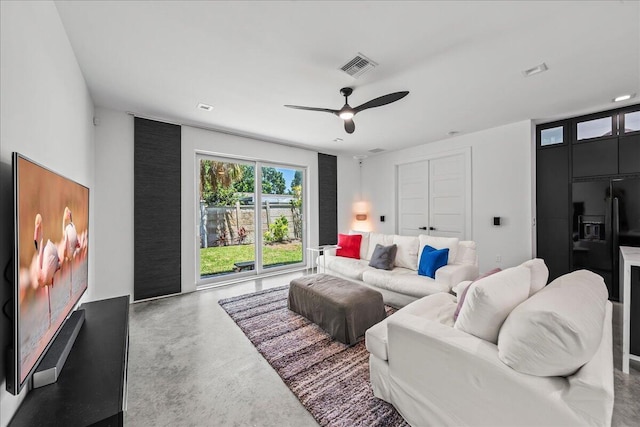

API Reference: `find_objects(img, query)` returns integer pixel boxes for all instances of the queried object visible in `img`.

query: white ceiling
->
[54,1,640,156]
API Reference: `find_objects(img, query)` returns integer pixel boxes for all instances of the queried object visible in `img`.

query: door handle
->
[429,227,436,231]
[418,227,427,230]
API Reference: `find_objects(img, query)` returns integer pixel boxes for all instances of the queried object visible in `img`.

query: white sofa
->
[366,262,614,426]
[317,231,479,308]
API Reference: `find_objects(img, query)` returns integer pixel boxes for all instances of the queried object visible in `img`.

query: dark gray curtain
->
[134,118,181,300]
[318,153,337,245]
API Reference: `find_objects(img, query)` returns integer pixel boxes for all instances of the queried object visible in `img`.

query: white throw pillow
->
[454,241,477,265]
[497,270,608,377]
[392,235,420,270]
[454,265,530,344]
[520,258,549,296]
[349,230,370,260]
[418,235,459,265]
[452,280,473,297]
[366,233,394,260]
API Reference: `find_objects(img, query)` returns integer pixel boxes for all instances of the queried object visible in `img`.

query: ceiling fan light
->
[339,110,354,120]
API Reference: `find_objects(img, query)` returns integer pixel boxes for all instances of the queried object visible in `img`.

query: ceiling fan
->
[284,87,409,134]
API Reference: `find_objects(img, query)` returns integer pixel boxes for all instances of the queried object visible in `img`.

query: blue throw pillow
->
[418,245,449,278]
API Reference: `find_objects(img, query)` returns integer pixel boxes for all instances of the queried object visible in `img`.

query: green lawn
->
[200,242,303,276]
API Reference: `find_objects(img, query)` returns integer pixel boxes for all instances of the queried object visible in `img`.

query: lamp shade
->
[354,201,368,221]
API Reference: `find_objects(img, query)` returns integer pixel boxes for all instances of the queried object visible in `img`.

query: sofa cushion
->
[454,267,502,321]
[365,293,457,361]
[369,244,398,270]
[452,280,472,297]
[521,258,549,296]
[367,233,395,260]
[349,230,370,260]
[336,233,362,259]
[418,245,449,278]
[454,265,530,344]
[404,292,458,326]
[362,269,450,298]
[392,235,420,270]
[323,255,371,280]
[454,240,477,265]
[419,235,459,265]
[498,270,608,377]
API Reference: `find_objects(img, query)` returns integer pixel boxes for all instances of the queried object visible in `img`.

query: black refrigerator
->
[572,177,640,301]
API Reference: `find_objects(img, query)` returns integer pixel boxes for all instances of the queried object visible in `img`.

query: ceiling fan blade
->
[344,119,355,134]
[284,105,339,114]
[354,91,409,113]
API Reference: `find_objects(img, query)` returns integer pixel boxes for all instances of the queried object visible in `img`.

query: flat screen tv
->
[7,153,89,395]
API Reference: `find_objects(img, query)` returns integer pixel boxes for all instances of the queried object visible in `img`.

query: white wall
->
[360,120,534,273]
[93,108,134,301]
[0,1,95,424]
[92,113,327,300]
[336,155,363,233]
[181,126,321,292]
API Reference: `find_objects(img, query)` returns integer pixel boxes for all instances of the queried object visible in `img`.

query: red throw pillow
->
[336,233,362,259]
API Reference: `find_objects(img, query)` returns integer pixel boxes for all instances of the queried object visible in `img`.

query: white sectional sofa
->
[317,231,479,308]
[366,261,614,426]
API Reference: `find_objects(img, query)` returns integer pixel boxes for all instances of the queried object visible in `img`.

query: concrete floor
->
[125,271,640,427]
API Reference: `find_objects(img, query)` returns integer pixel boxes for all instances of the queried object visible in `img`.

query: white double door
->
[397,152,469,239]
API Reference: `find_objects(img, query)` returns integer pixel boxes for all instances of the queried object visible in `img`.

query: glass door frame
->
[258,161,307,274]
[195,152,307,288]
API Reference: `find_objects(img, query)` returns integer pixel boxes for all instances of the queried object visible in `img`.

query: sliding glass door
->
[197,155,305,284]
[260,164,304,271]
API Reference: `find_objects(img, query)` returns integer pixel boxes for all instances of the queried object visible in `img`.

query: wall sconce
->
[354,201,368,221]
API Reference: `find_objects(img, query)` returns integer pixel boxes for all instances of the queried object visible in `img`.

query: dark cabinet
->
[538,217,570,281]
[537,146,569,218]
[537,143,570,280]
[572,137,618,177]
[10,296,129,427]
[536,105,640,298]
[619,134,640,174]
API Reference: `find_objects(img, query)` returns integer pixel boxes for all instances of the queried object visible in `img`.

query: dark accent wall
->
[318,153,337,245]
[134,118,181,300]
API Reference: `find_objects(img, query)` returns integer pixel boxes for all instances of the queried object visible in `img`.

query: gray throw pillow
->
[368,244,398,270]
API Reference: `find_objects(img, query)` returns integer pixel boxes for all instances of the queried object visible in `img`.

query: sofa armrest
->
[434,264,478,288]
[386,312,582,426]
[563,301,614,425]
[324,247,337,256]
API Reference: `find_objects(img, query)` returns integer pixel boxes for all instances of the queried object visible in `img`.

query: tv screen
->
[8,153,89,394]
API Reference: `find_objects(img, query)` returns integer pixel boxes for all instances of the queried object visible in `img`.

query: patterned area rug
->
[218,285,408,427]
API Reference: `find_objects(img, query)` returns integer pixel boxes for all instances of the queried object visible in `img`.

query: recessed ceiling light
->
[197,103,213,111]
[522,62,548,77]
[447,130,460,137]
[333,138,343,142]
[613,94,635,102]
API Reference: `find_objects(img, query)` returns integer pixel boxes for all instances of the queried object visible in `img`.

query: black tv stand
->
[9,296,130,427]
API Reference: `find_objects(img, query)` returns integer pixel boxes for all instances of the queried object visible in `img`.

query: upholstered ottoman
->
[288,274,386,345]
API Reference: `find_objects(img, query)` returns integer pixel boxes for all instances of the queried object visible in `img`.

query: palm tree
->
[199,161,244,248]
[200,160,244,199]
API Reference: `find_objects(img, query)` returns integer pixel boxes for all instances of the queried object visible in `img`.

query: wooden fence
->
[199,201,301,248]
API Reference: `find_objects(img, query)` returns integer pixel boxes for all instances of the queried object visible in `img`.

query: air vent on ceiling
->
[197,103,213,111]
[340,53,378,79]
[522,62,548,77]
[368,148,385,154]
